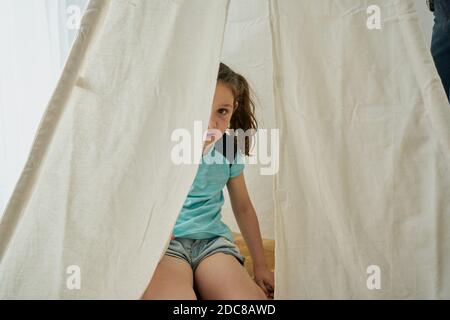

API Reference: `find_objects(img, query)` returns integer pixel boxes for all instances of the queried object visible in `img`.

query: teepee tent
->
[1,0,449,299]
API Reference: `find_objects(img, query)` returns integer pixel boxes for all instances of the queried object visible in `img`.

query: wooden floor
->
[232,232,275,279]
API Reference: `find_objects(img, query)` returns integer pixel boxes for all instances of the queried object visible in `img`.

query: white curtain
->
[0,0,229,299]
[0,0,434,233]
[0,0,448,300]
[414,0,433,45]
[0,0,87,215]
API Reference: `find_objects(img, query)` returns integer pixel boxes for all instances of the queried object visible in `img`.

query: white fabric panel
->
[271,0,450,299]
[0,0,230,299]
[1,0,449,300]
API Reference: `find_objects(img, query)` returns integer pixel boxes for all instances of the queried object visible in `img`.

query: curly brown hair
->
[217,62,258,156]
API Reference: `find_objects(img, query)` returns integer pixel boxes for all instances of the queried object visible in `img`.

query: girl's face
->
[208,81,235,135]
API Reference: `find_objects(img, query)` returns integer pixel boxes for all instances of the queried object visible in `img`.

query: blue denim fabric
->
[164,236,246,272]
[431,0,450,101]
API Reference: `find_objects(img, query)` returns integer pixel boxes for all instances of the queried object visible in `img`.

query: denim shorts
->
[164,236,246,272]
[432,0,450,100]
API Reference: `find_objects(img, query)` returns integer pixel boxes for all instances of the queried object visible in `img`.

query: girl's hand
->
[254,267,274,299]
[170,233,175,240]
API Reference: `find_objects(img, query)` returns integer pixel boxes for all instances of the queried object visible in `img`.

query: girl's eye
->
[218,108,228,115]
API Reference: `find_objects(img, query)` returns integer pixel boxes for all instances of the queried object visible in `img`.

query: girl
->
[142,63,274,300]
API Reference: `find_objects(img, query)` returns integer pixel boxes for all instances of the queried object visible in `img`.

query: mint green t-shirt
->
[173,135,245,243]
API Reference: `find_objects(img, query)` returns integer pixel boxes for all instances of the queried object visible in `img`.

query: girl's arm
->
[226,172,274,297]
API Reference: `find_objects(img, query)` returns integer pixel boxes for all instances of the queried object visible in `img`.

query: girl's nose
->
[209,121,218,129]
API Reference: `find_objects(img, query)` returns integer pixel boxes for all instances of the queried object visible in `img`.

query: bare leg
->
[194,253,267,300]
[141,255,197,300]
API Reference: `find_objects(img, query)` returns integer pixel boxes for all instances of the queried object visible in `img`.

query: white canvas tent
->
[1,0,449,299]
